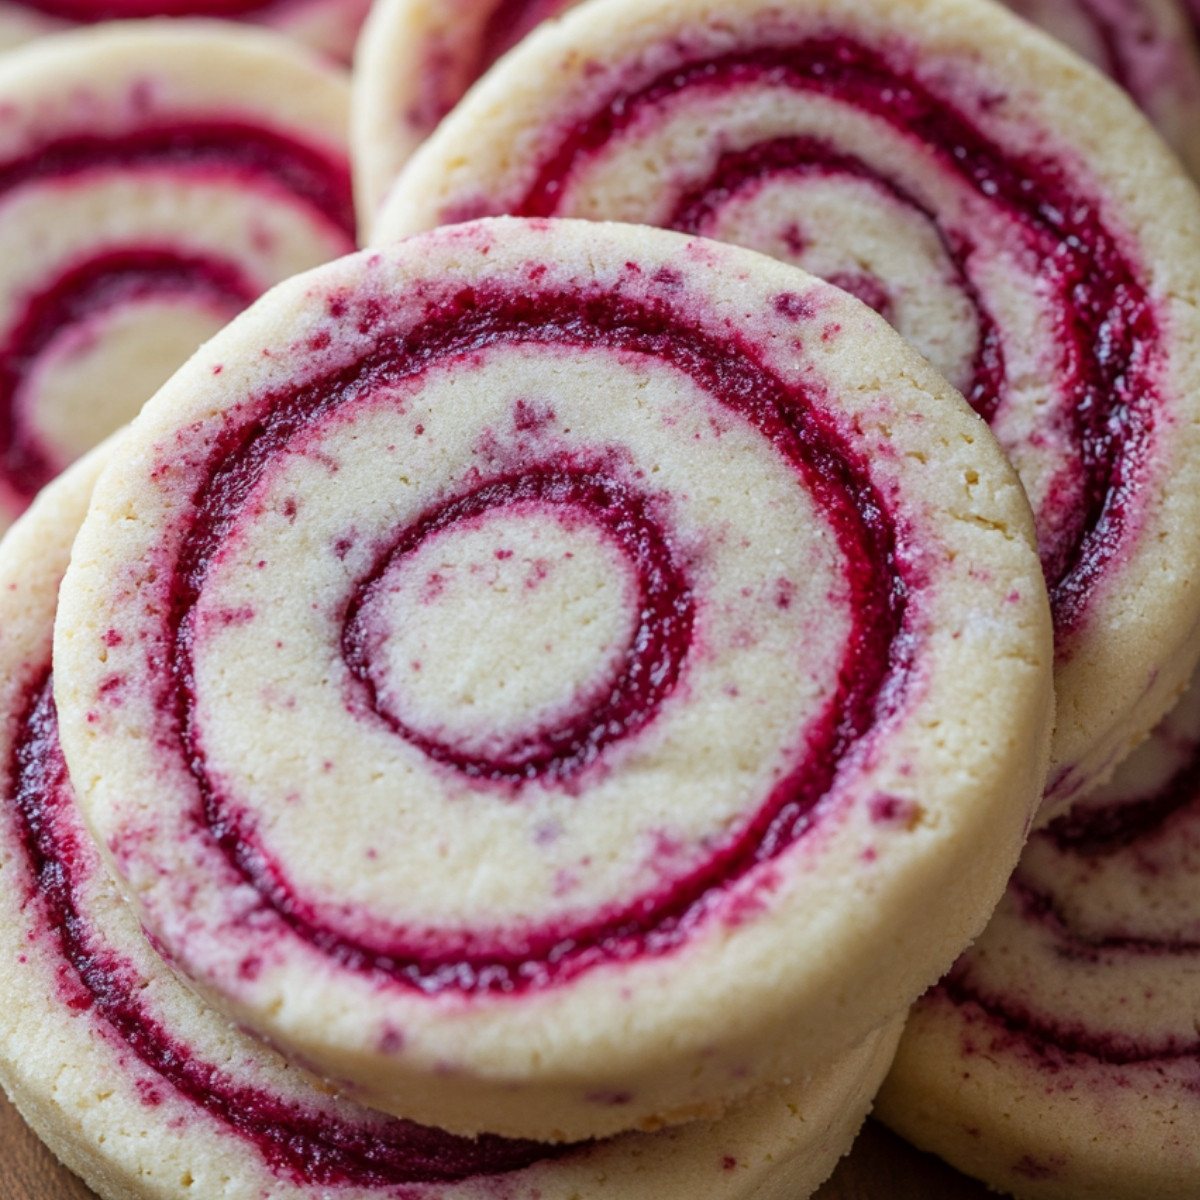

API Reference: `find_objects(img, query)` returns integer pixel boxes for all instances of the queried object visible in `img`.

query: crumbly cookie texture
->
[0,21,355,532]
[0,446,906,1200]
[53,216,1052,1141]
[368,0,1200,816]
[876,666,1200,1200]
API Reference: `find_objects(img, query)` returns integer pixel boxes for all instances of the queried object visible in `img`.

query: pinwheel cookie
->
[351,0,1200,223]
[0,22,354,531]
[53,217,1052,1140]
[369,0,1200,814]
[0,445,907,1200]
[876,665,1200,1199]
[0,0,371,63]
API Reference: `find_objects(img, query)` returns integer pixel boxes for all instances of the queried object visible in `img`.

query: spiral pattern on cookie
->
[877,667,1200,1198]
[0,24,353,530]
[52,217,1051,1139]
[352,0,1200,223]
[369,0,1200,809]
[0,451,903,1200]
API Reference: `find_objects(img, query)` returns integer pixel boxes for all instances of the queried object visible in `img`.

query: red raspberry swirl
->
[0,122,354,507]
[10,673,562,1184]
[936,702,1200,1066]
[495,36,1160,635]
[157,280,909,995]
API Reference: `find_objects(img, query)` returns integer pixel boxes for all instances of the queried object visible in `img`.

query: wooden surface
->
[0,1088,995,1200]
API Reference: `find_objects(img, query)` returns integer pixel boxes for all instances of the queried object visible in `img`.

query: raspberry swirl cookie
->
[0,447,907,1200]
[876,668,1200,1199]
[53,218,1052,1140]
[0,0,370,63]
[370,0,1200,812]
[0,22,354,531]
[352,0,1200,224]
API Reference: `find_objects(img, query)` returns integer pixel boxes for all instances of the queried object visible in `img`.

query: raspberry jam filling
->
[507,36,1160,632]
[0,248,257,502]
[12,674,562,1185]
[669,134,1004,423]
[0,123,353,508]
[12,0,289,22]
[162,281,908,994]
[0,123,356,241]
[343,468,692,783]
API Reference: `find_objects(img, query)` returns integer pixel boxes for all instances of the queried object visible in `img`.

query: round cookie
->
[351,0,1200,224]
[875,665,1200,1199]
[0,22,354,532]
[367,0,1200,814]
[52,216,1053,1140]
[0,444,907,1200]
[0,0,371,63]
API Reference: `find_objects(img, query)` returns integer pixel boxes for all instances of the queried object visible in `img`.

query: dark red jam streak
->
[344,470,691,783]
[11,0,285,23]
[511,38,1160,632]
[0,125,355,239]
[936,709,1200,1065]
[0,124,353,506]
[0,249,257,501]
[669,135,1006,424]
[169,283,908,994]
[11,674,563,1184]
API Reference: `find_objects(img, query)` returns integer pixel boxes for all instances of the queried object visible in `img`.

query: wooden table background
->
[0,1090,995,1199]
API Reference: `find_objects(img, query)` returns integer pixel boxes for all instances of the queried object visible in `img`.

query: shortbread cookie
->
[0,446,906,1200]
[369,0,1200,814]
[876,667,1200,1199]
[352,0,1200,223]
[0,0,370,62]
[0,23,353,531]
[53,218,1052,1140]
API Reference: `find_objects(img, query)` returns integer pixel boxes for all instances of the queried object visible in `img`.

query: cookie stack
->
[0,1,1197,1198]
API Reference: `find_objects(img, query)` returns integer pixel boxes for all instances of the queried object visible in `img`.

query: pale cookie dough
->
[0,444,907,1200]
[0,21,354,531]
[876,667,1200,1199]
[368,0,1200,815]
[53,217,1052,1140]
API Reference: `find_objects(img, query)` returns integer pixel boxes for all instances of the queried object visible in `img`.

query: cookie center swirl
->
[343,471,687,782]
[165,282,906,992]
